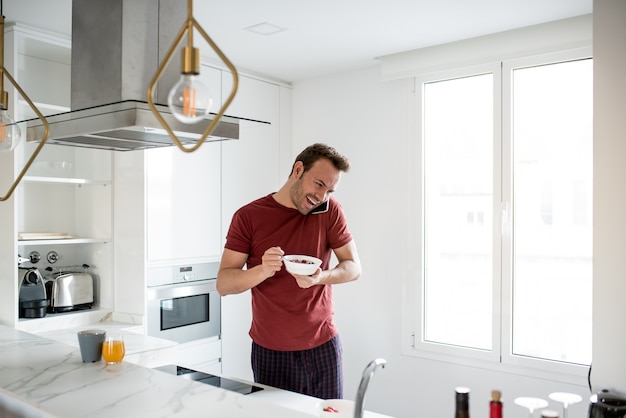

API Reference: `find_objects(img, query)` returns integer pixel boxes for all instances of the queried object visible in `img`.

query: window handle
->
[501,202,509,232]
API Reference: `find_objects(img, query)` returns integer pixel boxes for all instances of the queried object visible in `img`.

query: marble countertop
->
[36,321,177,369]
[0,324,392,418]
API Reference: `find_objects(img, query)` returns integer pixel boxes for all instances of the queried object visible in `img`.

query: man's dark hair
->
[290,143,350,176]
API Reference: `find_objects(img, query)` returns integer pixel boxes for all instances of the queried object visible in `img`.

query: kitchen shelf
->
[18,237,111,246]
[23,176,110,186]
[15,308,113,333]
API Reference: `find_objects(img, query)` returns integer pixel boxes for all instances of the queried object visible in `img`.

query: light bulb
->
[0,108,22,152]
[167,75,213,124]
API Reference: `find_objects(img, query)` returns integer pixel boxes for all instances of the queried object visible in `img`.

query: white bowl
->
[319,399,355,417]
[283,254,322,275]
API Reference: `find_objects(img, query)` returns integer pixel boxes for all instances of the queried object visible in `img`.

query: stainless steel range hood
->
[23,101,242,152]
[21,0,257,152]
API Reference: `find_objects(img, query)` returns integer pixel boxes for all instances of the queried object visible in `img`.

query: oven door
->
[146,280,220,344]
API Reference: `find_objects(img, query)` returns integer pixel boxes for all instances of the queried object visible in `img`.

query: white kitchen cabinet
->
[219,75,289,381]
[0,24,114,328]
[146,145,222,262]
[221,75,284,219]
[144,64,223,264]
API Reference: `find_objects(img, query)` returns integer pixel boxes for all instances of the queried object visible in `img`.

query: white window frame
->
[402,47,592,384]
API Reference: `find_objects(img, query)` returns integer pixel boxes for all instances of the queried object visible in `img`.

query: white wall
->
[591,0,626,393]
[292,66,591,418]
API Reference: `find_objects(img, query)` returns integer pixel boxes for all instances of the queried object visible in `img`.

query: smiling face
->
[289,158,341,215]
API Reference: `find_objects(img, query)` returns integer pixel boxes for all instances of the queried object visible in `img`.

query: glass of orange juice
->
[102,334,125,364]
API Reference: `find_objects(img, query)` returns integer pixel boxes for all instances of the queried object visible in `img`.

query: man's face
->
[289,158,341,215]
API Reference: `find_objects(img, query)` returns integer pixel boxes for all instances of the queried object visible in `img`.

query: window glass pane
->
[423,74,494,350]
[512,59,592,365]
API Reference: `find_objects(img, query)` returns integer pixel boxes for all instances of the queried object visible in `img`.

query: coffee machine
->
[18,268,49,318]
[589,390,626,418]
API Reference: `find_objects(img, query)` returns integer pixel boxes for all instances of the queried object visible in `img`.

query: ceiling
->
[4,0,592,84]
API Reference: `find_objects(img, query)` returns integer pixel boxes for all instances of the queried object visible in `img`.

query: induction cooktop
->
[154,364,264,395]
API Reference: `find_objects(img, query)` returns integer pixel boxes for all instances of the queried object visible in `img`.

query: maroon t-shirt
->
[224,193,353,351]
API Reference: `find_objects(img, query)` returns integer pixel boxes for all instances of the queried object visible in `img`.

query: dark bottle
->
[455,387,470,418]
[490,390,503,418]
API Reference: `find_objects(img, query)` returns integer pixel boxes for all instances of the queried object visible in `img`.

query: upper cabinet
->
[144,65,223,263]
[221,75,284,224]
[144,66,284,264]
[222,73,280,123]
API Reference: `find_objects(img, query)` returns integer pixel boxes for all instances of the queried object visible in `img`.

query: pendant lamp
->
[147,0,239,153]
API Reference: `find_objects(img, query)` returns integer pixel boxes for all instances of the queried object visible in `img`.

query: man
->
[217,143,361,399]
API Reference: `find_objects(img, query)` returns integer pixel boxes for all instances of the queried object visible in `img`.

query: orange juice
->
[102,339,125,364]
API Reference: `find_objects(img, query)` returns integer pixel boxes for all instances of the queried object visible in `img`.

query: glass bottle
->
[455,387,470,418]
[490,390,503,418]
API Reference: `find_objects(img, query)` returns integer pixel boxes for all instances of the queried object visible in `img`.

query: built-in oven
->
[146,262,220,344]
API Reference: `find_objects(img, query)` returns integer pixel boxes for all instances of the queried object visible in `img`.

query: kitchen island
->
[0,325,390,417]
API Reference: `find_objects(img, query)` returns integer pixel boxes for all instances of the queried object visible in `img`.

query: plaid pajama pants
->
[251,334,343,399]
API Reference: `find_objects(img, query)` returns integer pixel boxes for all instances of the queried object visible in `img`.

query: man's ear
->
[293,161,304,178]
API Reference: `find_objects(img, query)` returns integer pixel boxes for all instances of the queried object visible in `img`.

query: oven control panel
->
[147,262,219,287]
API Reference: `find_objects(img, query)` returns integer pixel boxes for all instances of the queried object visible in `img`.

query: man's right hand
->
[261,246,285,277]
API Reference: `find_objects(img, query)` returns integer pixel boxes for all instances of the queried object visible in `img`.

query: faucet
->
[354,358,386,418]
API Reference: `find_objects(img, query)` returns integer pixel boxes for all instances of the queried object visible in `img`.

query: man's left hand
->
[292,268,322,288]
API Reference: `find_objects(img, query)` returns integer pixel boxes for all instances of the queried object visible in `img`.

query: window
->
[422,73,494,351]
[510,58,593,365]
[406,50,593,378]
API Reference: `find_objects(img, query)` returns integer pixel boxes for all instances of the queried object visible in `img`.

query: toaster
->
[45,272,94,313]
